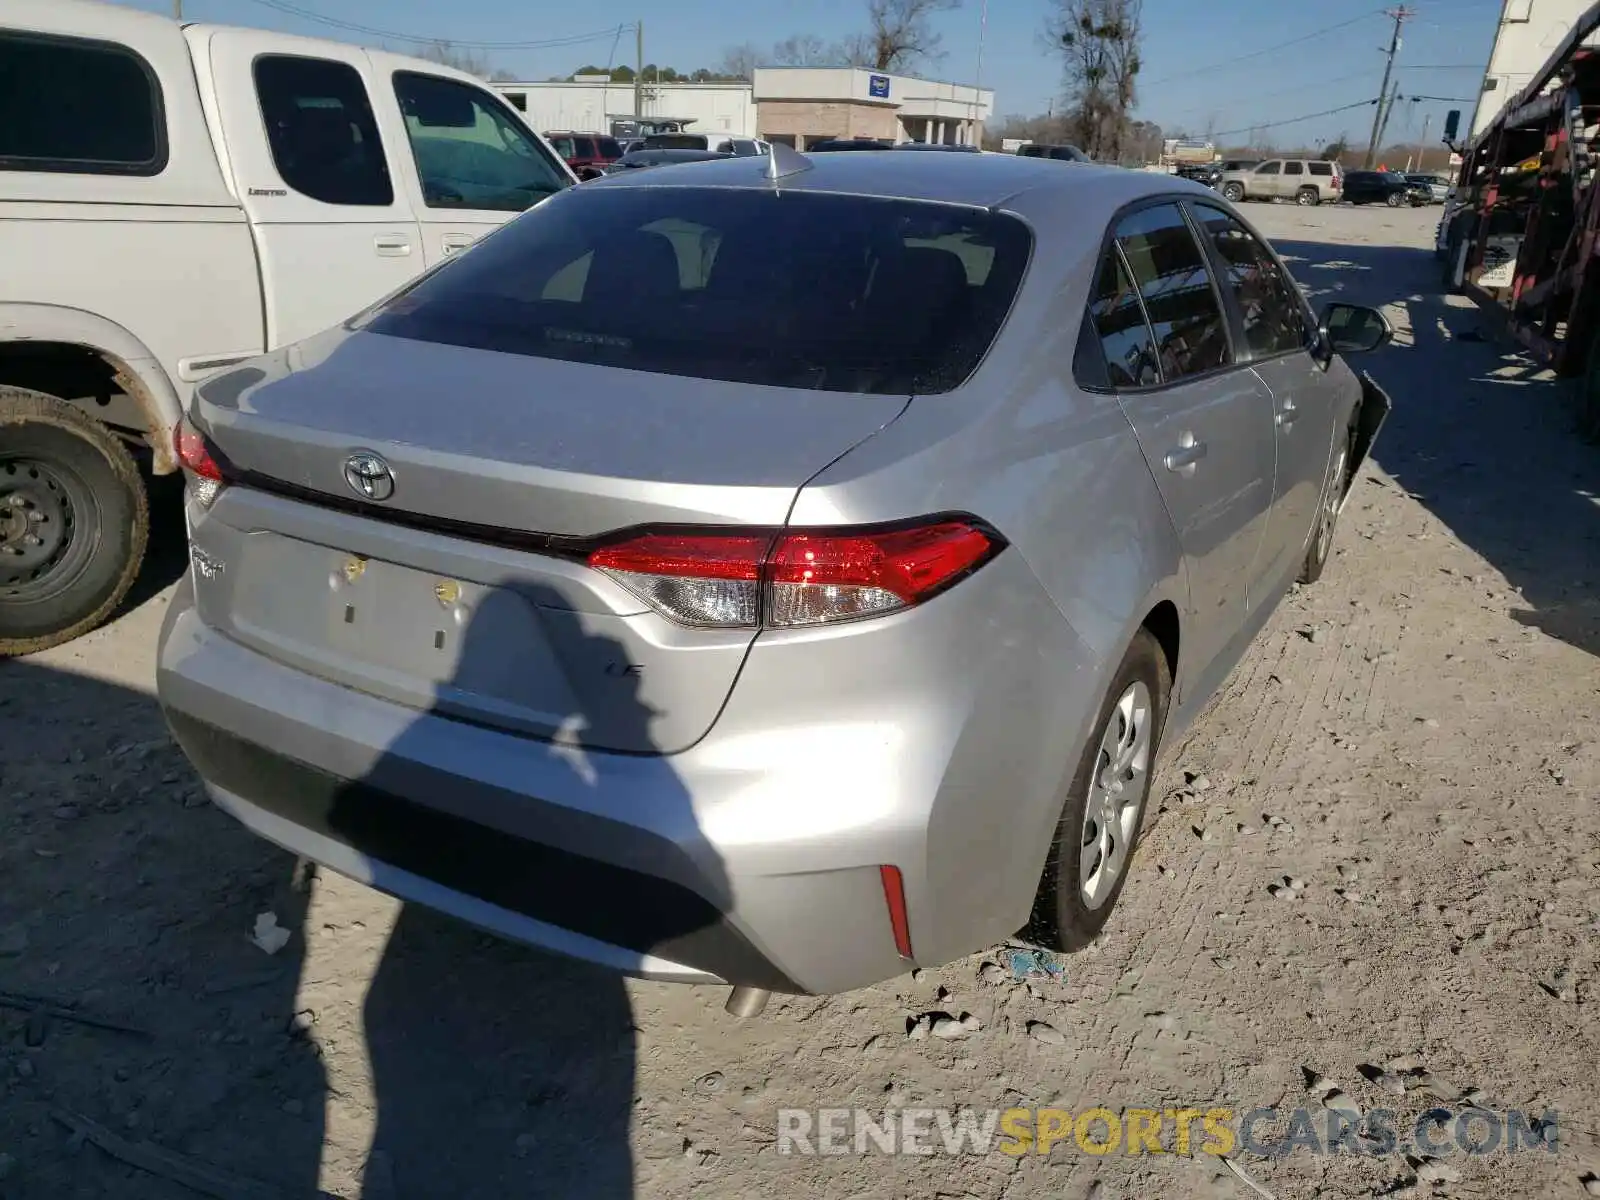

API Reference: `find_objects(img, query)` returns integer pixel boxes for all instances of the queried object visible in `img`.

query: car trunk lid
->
[187,330,909,753]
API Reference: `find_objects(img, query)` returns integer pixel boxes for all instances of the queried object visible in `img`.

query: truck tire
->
[0,387,149,656]
[1222,182,1245,202]
[1581,330,1600,443]
[1295,186,1320,207]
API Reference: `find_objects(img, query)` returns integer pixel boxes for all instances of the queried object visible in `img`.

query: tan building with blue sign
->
[751,67,993,149]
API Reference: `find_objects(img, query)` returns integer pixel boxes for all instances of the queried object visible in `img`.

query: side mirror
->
[1443,110,1461,144]
[1320,303,1393,354]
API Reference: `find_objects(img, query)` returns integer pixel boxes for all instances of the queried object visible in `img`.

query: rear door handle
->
[441,233,476,256]
[1163,436,1207,474]
[1277,398,1298,428]
[374,234,413,257]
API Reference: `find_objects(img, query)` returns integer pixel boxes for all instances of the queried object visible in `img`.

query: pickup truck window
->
[254,55,394,207]
[393,72,570,213]
[0,31,166,176]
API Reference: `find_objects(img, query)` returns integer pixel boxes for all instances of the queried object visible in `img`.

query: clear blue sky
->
[120,0,1508,148]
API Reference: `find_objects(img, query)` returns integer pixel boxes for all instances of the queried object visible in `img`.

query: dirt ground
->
[2,202,1598,1200]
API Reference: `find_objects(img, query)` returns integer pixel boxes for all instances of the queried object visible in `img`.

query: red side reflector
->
[880,865,913,959]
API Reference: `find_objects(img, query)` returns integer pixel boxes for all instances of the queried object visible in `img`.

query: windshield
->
[357,187,1033,395]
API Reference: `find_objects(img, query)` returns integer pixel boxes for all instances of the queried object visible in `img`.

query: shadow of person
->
[308,580,737,1198]
[0,652,326,1199]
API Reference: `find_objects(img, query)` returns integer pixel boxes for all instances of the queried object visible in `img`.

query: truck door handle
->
[1277,398,1298,428]
[441,234,475,255]
[373,234,413,257]
[1163,436,1207,474]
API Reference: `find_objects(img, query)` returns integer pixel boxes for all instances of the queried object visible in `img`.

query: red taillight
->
[174,422,223,482]
[586,517,1002,629]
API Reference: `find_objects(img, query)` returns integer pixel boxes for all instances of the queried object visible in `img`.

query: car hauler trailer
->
[1439,0,1600,437]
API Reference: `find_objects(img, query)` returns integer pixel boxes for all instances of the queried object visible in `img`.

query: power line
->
[1142,10,1386,87]
[240,0,630,50]
[1163,68,1380,127]
[1208,98,1380,141]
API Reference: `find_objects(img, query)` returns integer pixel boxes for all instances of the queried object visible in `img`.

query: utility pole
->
[634,21,643,127]
[173,0,182,18]
[1409,111,1432,171]
[1374,78,1403,165]
[969,0,988,147]
[1364,6,1412,168]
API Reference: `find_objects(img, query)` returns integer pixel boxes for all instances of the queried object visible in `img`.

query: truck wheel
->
[1295,186,1320,207]
[1581,331,1600,443]
[1385,191,1405,208]
[0,387,149,656]
[1222,182,1245,202]
[1028,629,1171,951]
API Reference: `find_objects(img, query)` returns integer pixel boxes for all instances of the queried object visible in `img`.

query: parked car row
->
[1207,159,1436,208]
[544,130,771,179]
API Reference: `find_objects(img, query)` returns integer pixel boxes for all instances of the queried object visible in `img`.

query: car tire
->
[1222,182,1245,202]
[1295,186,1319,207]
[1028,629,1171,952]
[1385,191,1405,208]
[0,386,149,657]
[1299,423,1353,585]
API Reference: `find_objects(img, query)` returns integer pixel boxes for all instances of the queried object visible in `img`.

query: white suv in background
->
[1219,159,1342,206]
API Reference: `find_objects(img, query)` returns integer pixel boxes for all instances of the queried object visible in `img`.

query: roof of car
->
[584,149,1202,210]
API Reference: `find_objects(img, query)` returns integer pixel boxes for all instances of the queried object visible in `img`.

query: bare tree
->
[865,0,961,73]
[717,42,762,81]
[834,32,877,68]
[1048,0,1142,161]
[414,40,495,80]
[773,33,831,66]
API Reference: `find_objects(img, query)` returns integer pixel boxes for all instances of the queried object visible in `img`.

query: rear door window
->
[392,71,571,211]
[0,31,166,175]
[358,189,1033,395]
[1082,250,1160,388]
[1284,161,1305,176]
[1111,203,1232,382]
[254,54,392,206]
[1188,204,1307,359]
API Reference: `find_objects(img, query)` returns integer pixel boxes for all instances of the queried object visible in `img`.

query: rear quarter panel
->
[786,194,1190,950]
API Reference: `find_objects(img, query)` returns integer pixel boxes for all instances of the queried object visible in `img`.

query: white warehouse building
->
[495,67,993,148]
[496,74,756,138]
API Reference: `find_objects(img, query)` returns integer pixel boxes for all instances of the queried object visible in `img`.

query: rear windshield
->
[644,134,706,150]
[595,137,622,158]
[357,187,1032,395]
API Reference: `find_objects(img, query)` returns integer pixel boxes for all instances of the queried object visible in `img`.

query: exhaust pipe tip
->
[724,986,770,1018]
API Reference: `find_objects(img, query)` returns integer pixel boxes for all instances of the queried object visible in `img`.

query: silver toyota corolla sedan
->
[157,148,1393,1004]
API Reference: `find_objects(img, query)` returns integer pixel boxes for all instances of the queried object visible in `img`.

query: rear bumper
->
[157,543,1101,994]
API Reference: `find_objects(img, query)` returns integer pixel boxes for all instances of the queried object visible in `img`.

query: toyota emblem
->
[343,451,394,501]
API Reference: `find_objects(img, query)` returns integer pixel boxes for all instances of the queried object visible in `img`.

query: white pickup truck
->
[0,0,577,654]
